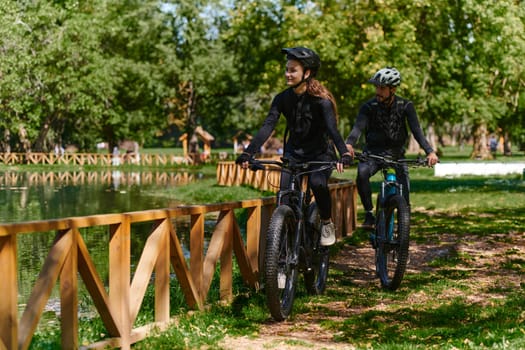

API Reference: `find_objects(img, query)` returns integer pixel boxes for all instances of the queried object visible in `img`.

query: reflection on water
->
[0,170,204,223]
[2,169,212,322]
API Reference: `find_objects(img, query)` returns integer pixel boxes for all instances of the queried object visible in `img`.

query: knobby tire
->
[375,194,410,290]
[264,205,298,321]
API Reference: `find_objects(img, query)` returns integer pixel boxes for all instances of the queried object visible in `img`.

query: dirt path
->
[219,231,525,349]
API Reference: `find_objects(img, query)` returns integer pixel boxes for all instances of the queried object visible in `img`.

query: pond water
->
[0,169,204,223]
[0,169,214,319]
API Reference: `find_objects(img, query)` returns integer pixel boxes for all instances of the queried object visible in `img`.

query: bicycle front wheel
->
[303,202,330,295]
[264,205,298,321]
[375,194,410,290]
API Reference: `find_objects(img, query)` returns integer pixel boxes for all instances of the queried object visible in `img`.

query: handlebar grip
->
[249,162,265,171]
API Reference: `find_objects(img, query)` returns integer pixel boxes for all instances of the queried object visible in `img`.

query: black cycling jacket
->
[245,87,347,160]
[345,95,434,157]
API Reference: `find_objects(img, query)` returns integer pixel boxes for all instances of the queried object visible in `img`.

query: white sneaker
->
[320,222,336,246]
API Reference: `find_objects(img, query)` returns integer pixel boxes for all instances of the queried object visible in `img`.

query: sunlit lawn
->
[29,145,525,349]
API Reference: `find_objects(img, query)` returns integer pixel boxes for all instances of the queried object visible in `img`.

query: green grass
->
[126,168,525,349]
[25,147,525,349]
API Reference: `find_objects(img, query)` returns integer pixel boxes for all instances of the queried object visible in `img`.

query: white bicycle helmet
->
[368,67,401,87]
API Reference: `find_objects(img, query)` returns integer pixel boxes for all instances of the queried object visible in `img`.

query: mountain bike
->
[248,157,336,321]
[354,152,427,290]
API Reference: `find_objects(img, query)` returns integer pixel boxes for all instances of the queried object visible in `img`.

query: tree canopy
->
[1,0,524,157]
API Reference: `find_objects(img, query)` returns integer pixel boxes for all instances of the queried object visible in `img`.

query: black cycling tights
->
[356,160,410,212]
[279,167,333,221]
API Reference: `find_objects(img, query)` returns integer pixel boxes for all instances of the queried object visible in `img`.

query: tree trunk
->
[408,123,437,155]
[470,123,492,160]
[18,125,32,153]
[33,113,56,152]
[503,131,512,156]
[426,123,438,154]
[1,129,11,153]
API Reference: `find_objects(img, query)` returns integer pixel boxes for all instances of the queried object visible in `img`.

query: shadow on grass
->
[411,207,525,238]
[335,289,525,348]
[409,176,525,194]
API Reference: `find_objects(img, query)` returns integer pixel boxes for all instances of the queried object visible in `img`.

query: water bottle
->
[386,170,396,196]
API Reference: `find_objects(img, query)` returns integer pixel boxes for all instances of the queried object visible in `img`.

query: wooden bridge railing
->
[0,170,197,187]
[0,180,356,349]
[0,152,236,166]
[0,152,194,166]
[0,201,272,349]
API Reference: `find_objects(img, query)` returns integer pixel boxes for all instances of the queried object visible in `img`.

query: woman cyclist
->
[236,46,351,246]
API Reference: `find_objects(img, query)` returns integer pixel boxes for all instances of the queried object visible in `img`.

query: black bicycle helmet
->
[368,67,401,87]
[281,47,321,76]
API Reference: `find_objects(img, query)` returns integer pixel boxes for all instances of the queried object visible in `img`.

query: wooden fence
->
[0,180,356,349]
[0,170,196,187]
[0,152,233,166]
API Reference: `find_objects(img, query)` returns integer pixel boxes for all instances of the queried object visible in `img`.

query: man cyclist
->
[236,47,351,245]
[345,67,439,228]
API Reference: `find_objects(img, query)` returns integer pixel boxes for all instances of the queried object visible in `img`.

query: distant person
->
[345,67,439,228]
[489,135,498,153]
[54,144,65,156]
[112,146,121,166]
[235,47,351,246]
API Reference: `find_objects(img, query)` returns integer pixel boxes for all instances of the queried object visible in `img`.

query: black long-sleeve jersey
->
[345,95,434,156]
[245,87,348,160]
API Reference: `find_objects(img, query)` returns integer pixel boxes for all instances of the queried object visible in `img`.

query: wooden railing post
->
[246,206,261,280]
[109,216,131,349]
[190,213,205,303]
[155,219,171,323]
[0,235,17,350]
[220,211,234,302]
[60,228,79,349]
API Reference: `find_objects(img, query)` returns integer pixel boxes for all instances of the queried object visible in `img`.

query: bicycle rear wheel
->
[375,194,410,290]
[264,205,298,321]
[303,203,330,295]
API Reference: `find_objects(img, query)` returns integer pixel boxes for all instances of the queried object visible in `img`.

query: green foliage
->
[0,1,177,151]
[224,0,525,149]
[2,1,525,151]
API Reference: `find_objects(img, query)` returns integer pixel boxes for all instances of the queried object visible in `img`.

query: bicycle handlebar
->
[248,157,337,175]
[353,152,429,167]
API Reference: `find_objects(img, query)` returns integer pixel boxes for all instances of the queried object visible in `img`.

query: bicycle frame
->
[354,152,427,290]
[252,158,335,247]
[379,168,402,241]
[248,157,335,320]
[275,165,307,263]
